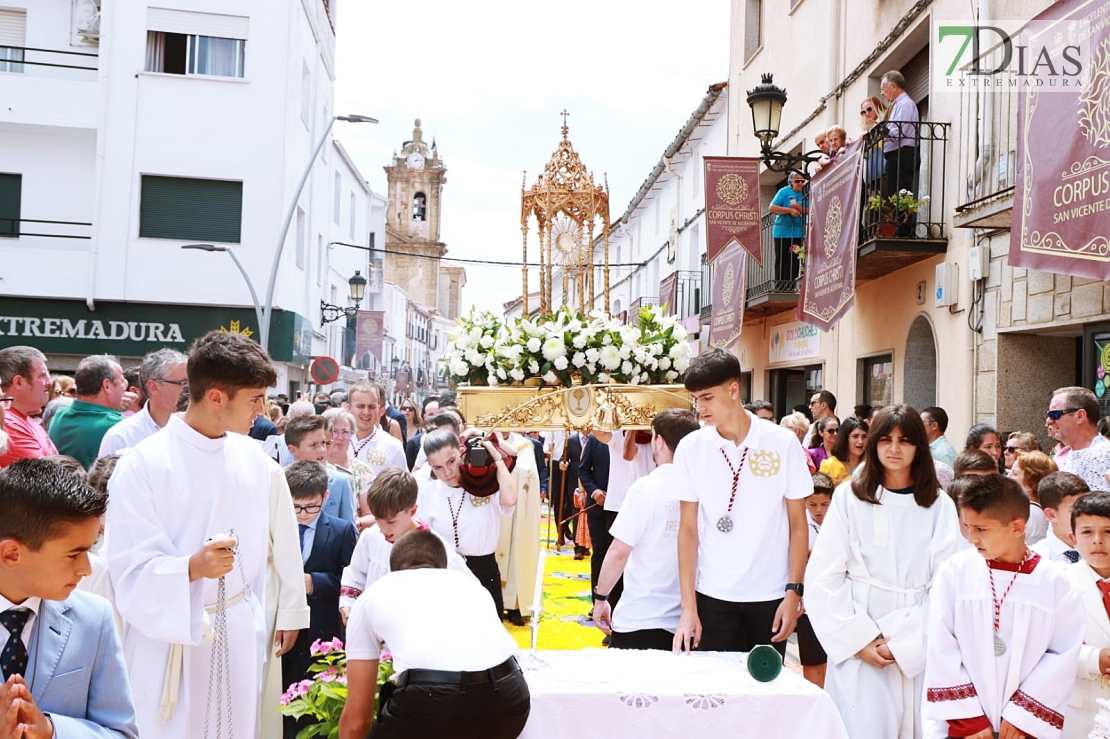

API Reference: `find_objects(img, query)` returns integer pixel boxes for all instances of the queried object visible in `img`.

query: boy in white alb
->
[106,331,309,739]
[339,530,529,739]
[795,472,833,687]
[348,383,407,476]
[673,350,812,655]
[338,468,471,623]
[592,409,700,650]
[1032,471,1090,565]
[924,473,1082,739]
[1063,492,1110,738]
[418,428,518,616]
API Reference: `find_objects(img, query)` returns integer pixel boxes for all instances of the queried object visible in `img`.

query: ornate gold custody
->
[458,384,692,432]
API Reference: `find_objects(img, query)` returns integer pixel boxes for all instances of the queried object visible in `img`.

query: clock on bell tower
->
[383,119,465,319]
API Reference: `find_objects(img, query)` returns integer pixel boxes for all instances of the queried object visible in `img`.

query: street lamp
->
[320,270,368,325]
[746,73,824,174]
[390,355,400,378]
[260,113,378,348]
[181,244,264,334]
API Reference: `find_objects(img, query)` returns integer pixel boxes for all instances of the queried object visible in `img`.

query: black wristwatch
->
[785,582,804,597]
[593,590,609,602]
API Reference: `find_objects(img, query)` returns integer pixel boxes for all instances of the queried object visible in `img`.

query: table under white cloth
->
[517,649,848,739]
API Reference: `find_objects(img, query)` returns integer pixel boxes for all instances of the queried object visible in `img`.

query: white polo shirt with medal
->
[676,411,812,603]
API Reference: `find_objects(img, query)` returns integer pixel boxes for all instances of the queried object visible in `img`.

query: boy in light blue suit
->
[0,458,137,738]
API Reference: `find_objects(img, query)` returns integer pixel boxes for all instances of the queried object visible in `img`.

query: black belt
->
[399,656,519,687]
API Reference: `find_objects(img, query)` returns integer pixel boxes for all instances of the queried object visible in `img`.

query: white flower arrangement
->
[442,304,692,387]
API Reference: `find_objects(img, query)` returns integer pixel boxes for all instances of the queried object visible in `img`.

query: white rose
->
[544,371,559,383]
[510,367,525,381]
[542,338,567,361]
[465,349,482,365]
[527,337,542,353]
[659,357,672,370]
[572,351,587,368]
[554,356,569,371]
[665,370,679,382]
[621,360,634,375]
[597,372,611,383]
[450,359,468,376]
[496,367,507,380]
[529,359,540,374]
[585,348,600,363]
[572,334,587,349]
[674,356,690,373]
[480,335,495,348]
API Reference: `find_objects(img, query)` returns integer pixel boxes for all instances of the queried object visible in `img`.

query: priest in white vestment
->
[496,433,542,621]
[105,333,308,739]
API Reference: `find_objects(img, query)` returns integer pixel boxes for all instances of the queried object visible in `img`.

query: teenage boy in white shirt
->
[673,349,812,656]
[348,383,407,476]
[592,409,701,650]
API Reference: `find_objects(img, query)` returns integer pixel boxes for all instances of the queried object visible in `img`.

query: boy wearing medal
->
[924,473,1082,739]
[672,350,812,655]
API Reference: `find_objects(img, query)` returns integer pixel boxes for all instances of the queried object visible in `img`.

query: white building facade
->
[0,0,382,396]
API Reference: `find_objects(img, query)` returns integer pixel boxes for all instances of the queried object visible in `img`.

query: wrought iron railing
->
[859,120,950,241]
[750,211,803,301]
[0,218,93,240]
[700,253,714,320]
[674,271,701,319]
[0,45,98,74]
[955,85,1017,214]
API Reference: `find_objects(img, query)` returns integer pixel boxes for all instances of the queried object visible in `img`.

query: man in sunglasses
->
[1049,386,1110,491]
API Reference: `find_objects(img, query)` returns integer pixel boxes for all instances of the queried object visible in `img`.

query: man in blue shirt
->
[768,173,808,284]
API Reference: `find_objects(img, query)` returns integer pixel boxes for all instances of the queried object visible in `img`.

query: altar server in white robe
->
[806,405,961,739]
[1061,492,1110,739]
[924,473,1082,739]
[496,432,541,625]
[106,331,309,739]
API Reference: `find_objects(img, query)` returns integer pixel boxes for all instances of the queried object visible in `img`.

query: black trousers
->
[371,665,530,739]
[883,146,919,237]
[465,553,503,616]
[599,510,624,608]
[586,503,607,598]
[772,236,800,283]
[610,628,674,651]
[695,592,786,656]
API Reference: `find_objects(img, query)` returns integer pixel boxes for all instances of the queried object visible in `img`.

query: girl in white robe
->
[805,404,962,739]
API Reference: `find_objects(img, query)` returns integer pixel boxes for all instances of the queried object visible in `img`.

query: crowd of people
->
[5,336,1110,738]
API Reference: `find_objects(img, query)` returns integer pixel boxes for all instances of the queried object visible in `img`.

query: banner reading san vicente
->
[800,142,863,331]
[1011,0,1109,278]
[704,157,762,263]
[709,242,747,349]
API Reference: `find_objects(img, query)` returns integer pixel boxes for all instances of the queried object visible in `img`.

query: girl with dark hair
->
[803,405,962,739]
[818,417,867,485]
[964,423,1004,473]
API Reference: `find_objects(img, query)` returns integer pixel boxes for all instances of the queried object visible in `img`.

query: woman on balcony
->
[768,172,808,284]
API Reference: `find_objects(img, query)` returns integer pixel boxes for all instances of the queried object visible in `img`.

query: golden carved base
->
[457,384,692,432]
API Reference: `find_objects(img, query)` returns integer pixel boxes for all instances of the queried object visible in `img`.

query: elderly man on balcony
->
[880,70,920,202]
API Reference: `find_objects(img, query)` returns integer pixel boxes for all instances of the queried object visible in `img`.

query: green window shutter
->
[0,173,21,237]
[139,175,242,243]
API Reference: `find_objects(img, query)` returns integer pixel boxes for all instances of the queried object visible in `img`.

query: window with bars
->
[139,175,242,242]
[145,32,244,77]
[0,173,21,237]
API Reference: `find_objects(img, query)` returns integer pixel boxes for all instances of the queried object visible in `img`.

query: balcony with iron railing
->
[953,84,1017,230]
[746,212,801,320]
[857,121,950,279]
[0,45,100,130]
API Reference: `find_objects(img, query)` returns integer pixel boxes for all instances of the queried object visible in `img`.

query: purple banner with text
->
[704,157,762,264]
[1011,0,1110,279]
[709,242,747,349]
[799,142,863,331]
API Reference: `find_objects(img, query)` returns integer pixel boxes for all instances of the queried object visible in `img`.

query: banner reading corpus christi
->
[799,141,863,331]
[704,157,762,264]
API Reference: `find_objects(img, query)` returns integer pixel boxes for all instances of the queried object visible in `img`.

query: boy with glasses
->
[286,415,356,526]
[281,460,357,739]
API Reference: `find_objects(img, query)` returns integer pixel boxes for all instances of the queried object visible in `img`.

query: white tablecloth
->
[518,649,848,739]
